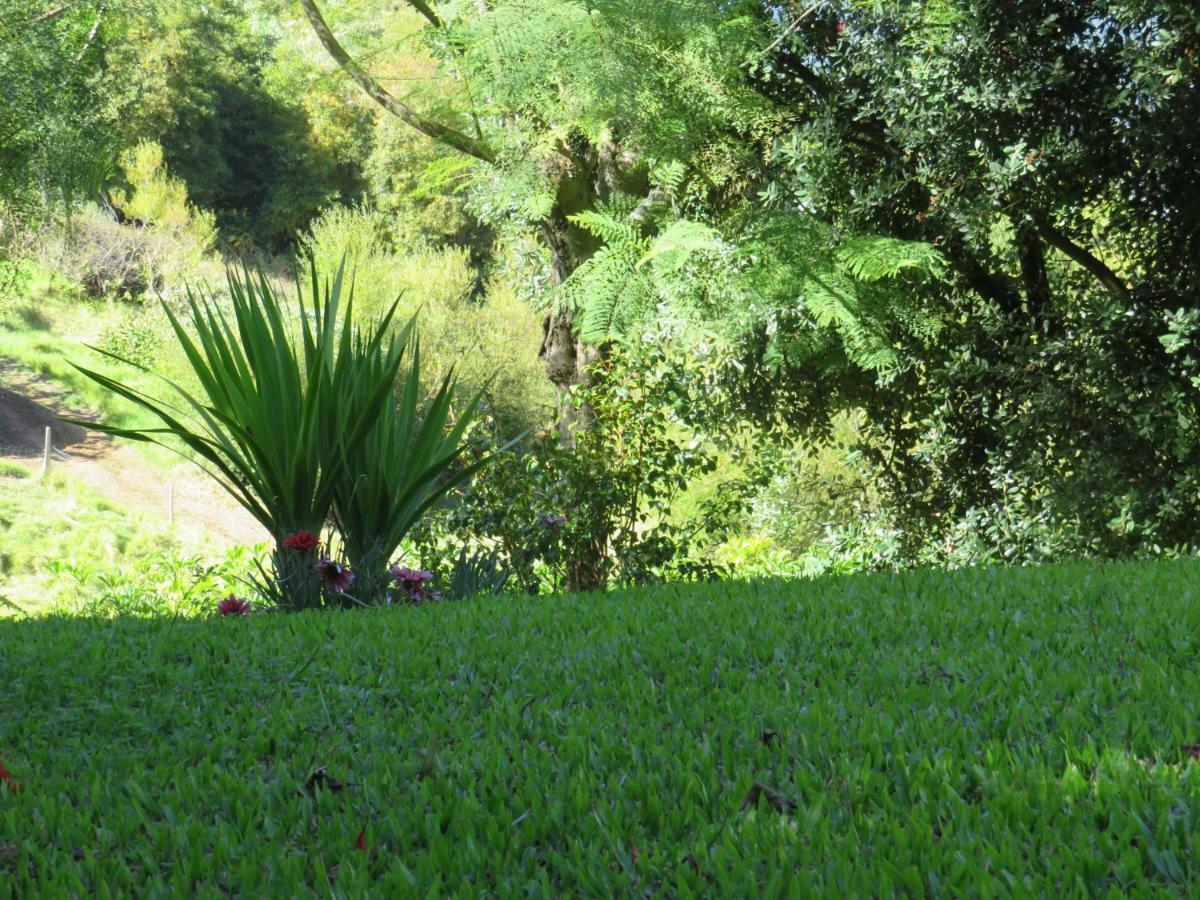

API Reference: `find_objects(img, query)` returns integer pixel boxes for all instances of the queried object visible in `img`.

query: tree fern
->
[561,198,652,343]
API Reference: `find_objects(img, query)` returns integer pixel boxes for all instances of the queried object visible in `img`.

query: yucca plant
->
[331,338,490,605]
[68,262,407,609]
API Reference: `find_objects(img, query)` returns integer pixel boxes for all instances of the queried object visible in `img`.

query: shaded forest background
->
[2,0,1198,590]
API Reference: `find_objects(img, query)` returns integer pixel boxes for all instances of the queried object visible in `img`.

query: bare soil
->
[0,357,266,548]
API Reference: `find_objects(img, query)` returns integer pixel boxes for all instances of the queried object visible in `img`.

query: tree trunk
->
[535,145,611,591]
[536,139,609,428]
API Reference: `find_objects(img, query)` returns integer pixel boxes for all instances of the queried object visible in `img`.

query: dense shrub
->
[96,308,169,371]
[46,142,217,303]
[419,344,734,593]
[298,205,472,321]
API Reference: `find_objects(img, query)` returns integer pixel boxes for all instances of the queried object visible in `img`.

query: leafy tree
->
[0,0,115,215]
[296,0,771,407]
[294,0,786,587]
[741,0,1200,558]
[105,0,361,247]
[293,0,972,583]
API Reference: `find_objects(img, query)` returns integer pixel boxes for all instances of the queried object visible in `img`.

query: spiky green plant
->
[331,339,489,605]
[67,262,407,609]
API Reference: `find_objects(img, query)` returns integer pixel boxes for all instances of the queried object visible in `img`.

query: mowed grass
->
[4,561,1200,896]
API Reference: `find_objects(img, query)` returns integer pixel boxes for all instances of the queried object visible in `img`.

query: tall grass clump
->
[70,262,483,608]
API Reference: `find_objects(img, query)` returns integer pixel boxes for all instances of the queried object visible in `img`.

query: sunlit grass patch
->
[4,559,1200,893]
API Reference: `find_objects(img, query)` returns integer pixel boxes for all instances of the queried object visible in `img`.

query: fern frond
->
[836,236,946,282]
[650,159,687,195]
[562,244,652,344]
[569,208,643,247]
[639,219,721,272]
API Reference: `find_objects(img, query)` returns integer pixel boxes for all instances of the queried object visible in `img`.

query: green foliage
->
[429,344,729,592]
[68,260,494,607]
[7,560,1200,892]
[8,0,1199,576]
[562,199,653,344]
[70,263,411,607]
[559,200,946,375]
[331,340,487,604]
[46,145,219,300]
[298,205,474,322]
[688,214,945,376]
[723,0,1200,563]
[452,0,774,173]
[109,142,216,247]
[299,204,553,435]
[0,470,192,614]
[0,0,114,215]
[741,414,879,560]
[363,116,476,245]
[38,547,255,619]
[101,0,364,247]
[441,543,511,601]
[97,308,169,371]
[0,460,28,479]
[0,254,33,320]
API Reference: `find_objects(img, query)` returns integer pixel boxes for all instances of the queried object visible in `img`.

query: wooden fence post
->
[40,426,51,478]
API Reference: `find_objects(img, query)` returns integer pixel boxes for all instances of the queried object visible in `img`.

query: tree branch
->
[73,4,104,64]
[398,0,486,141]
[1035,220,1130,299]
[741,0,826,68]
[945,245,1023,315]
[28,3,80,25]
[297,0,496,164]
[404,0,443,29]
[1015,221,1053,320]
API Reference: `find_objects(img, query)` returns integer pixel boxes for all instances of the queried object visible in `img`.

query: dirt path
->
[0,357,267,549]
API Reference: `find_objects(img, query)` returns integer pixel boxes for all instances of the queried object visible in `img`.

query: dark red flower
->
[836,20,846,34]
[389,565,433,586]
[217,595,251,617]
[316,557,356,593]
[0,759,22,792]
[354,828,367,852]
[283,530,320,553]
[388,565,439,604]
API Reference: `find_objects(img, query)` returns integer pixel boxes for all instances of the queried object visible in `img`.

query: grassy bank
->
[4,560,1200,894]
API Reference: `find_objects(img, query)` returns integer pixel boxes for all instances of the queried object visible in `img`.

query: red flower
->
[217,594,251,617]
[353,828,367,852]
[283,530,320,553]
[316,557,356,593]
[0,759,22,792]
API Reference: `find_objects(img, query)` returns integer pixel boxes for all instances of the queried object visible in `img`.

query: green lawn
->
[4,560,1200,895]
